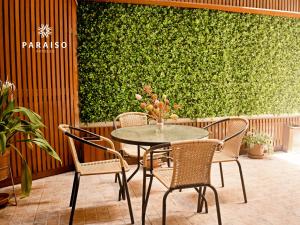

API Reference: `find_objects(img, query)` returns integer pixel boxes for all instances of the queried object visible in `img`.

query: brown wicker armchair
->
[203,117,249,203]
[113,112,148,158]
[142,139,223,225]
[58,124,134,225]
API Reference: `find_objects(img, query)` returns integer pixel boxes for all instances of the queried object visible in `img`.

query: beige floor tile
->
[1,153,300,224]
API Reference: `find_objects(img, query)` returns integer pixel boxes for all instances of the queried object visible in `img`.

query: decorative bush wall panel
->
[0,0,79,184]
[78,3,300,122]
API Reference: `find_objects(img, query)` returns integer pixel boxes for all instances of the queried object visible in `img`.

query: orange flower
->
[158,102,164,109]
[173,103,181,110]
[146,104,154,111]
[151,94,158,101]
[140,102,147,109]
[143,85,152,94]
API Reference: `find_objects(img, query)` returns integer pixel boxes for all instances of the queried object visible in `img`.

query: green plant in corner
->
[0,81,61,196]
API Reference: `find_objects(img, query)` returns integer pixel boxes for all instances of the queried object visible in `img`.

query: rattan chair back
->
[170,139,222,188]
[114,112,148,128]
[223,118,248,157]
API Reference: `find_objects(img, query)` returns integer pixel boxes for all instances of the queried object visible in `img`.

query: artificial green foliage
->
[77,3,300,122]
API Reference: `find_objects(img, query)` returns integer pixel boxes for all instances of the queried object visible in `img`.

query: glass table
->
[111,124,209,181]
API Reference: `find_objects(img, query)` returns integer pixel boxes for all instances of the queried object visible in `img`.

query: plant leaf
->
[31,138,62,163]
[21,159,32,197]
[0,132,7,154]
[11,107,44,126]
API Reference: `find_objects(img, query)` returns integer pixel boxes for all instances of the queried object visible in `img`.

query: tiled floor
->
[1,153,300,225]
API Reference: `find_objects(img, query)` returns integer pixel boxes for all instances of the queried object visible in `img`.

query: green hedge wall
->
[77,3,300,122]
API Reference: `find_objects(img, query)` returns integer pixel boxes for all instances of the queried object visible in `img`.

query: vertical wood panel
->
[0,0,79,183]
[81,115,300,162]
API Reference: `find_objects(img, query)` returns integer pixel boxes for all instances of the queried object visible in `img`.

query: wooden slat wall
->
[0,0,79,185]
[96,0,300,18]
[81,115,300,162]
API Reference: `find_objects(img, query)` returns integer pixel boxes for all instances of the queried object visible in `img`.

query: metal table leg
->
[127,145,141,182]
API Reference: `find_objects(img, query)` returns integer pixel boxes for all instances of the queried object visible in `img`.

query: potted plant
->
[0,80,61,198]
[243,131,273,159]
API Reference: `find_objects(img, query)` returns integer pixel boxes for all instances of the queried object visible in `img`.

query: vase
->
[156,119,164,131]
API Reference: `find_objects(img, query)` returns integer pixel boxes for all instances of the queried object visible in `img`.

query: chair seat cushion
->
[153,167,173,188]
[212,151,236,163]
[79,159,130,175]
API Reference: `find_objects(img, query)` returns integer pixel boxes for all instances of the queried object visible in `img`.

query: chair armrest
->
[222,128,247,142]
[82,136,115,150]
[143,143,171,170]
[202,118,230,129]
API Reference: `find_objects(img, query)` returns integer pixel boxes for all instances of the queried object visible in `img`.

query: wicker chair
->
[203,117,249,203]
[58,124,134,225]
[113,112,148,158]
[142,139,223,225]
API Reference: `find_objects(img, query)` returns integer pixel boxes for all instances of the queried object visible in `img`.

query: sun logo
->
[38,24,52,38]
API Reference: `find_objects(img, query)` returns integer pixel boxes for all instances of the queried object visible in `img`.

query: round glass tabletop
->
[111,124,209,146]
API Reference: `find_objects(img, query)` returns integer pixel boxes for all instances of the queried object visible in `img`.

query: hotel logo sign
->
[38,24,52,38]
[22,24,67,51]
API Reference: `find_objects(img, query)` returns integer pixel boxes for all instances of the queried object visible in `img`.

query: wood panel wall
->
[95,0,300,18]
[0,0,79,185]
[81,115,300,162]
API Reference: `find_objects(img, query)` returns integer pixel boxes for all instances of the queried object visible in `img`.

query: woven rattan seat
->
[142,139,223,225]
[59,124,134,225]
[204,117,249,203]
[80,159,130,175]
[213,151,237,163]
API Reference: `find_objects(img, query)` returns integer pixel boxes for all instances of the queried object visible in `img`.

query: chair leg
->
[162,189,172,225]
[114,174,118,183]
[208,185,222,225]
[115,149,125,183]
[197,187,202,213]
[117,173,125,201]
[122,169,134,224]
[9,166,17,206]
[69,173,80,225]
[142,169,154,225]
[219,162,224,187]
[197,186,208,213]
[236,160,247,203]
[199,186,207,213]
[69,172,77,207]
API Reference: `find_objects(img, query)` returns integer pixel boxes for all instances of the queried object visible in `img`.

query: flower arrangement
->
[135,85,180,123]
[0,80,61,196]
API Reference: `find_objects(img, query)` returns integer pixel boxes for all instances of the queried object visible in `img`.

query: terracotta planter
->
[248,144,264,159]
[0,151,10,207]
[0,150,17,206]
